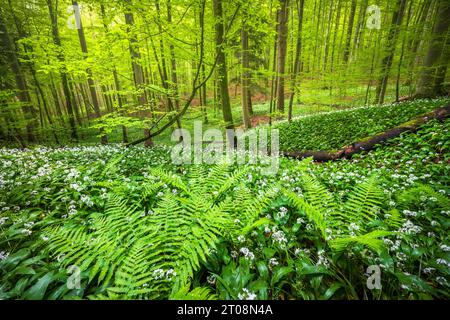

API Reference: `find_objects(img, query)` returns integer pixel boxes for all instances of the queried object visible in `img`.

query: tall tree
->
[276,0,289,113]
[416,0,450,98]
[0,8,37,143]
[375,0,407,104]
[241,18,251,129]
[213,0,234,129]
[124,1,153,146]
[72,1,107,144]
[288,0,304,122]
[166,0,182,129]
[47,0,78,141]
[343,0,357,64]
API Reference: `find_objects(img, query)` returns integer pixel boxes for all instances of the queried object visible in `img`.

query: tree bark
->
[213,0,234,129]
[288,0,304,122]
[0,9,37,143]
[276,0,289,113]
[47,0,78,141]
[343,0,357,64]
[72,1,107,144]
[416,0,450,98]
[375,0,407,105]
[124,2,153,146]
[241,20,252,129]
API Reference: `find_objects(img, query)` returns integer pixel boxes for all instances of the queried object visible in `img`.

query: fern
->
[286,175,392,253]
[169,285,217,300]
[329,230,395,254]
[341,176,384,232]
[43,164,277,299]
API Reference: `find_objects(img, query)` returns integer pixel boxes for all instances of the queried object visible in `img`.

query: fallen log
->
[282,104,450,162]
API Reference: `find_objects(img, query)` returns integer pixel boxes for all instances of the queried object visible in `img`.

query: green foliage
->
[274,98,449,152]
[0,115,449,300]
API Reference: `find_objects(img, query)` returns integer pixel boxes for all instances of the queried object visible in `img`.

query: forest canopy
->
[0,0,448,146]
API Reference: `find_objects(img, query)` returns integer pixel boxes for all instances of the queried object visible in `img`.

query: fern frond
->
[329,230,394,254]
[285,189,328,238]
[148,167,189,194]
[342,176,383,232]
[170,285,217,300]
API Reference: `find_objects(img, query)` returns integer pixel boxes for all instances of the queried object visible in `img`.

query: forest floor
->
[0,97,449,300]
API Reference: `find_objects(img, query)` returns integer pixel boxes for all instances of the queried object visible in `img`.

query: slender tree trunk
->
[288,0,304,122]
[0,9,37,143]
[47,0,78,141]
[241,20,251,129]
[276,0,289,113]
[407,0,432,95]
[72,1,107,144]
[100,4,127,143]
[396,1,413,101]
[213,0,234,129]
[167,0,183,129]
[124,2,153,146]
[269,9,278,125]
[375,0,407,104]
[329,0,342,95]
[343,0,357,64]
[322,1,334,71]
[416,0,450,98]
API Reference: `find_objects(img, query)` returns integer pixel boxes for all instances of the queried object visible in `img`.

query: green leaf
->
[23,272,55,300]
[271,266,293,287]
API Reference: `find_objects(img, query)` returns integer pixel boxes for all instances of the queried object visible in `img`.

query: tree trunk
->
[241,21,252,129]
[416,0,450,98]
[375,0,407,105]
[167,0,183,129]
[124,2,153,146]
[0,9,37,143]
[288,0,305,122]
[72,1,107,144]
[343,0,357,64]
[213,0,234,129]
[47,0,78,141]
[276,0,289,113]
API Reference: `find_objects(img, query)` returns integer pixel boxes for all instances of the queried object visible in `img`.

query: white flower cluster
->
[384,238,402,252]
[277,206,288,219]
[269,258,279,269]
[239,247,255,261]
[80,194,94,207]
[238,288,257,300]
[422,267,435,275]
[316,250,329,268]
[271,229,287,247]
[0,251,9,260]
[436,258,450,267]
[398,220,422,235]
[152,268,177,280]
[294,248,310,256]
[348,222,360,236]
[402,210,417,217]
[68,200,78,216]
[0,217,9,225]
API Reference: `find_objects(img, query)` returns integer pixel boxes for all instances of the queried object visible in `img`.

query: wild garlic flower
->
[0,251,9,260]
[0,217,9,225]
[269,258,279,269]
[238,288,257,300]
[239,247,255,261]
